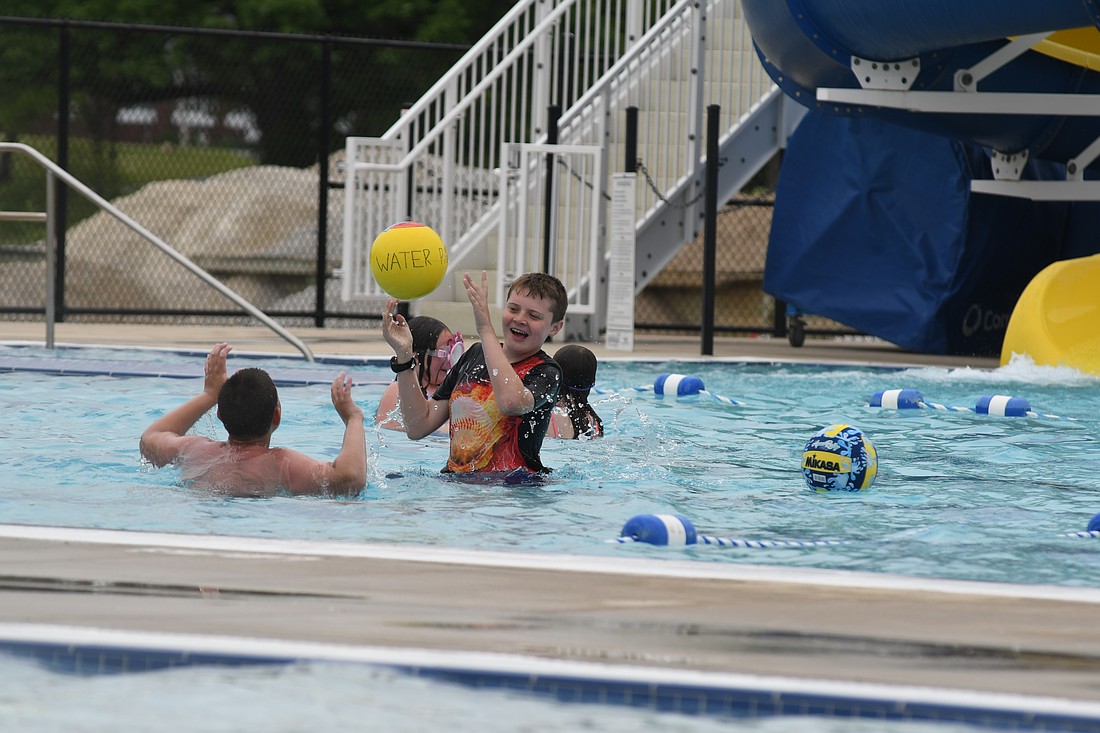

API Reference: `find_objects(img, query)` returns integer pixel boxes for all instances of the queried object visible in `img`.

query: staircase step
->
[416,301,502,339]
[416,268,502,337]
[451,268,501,299]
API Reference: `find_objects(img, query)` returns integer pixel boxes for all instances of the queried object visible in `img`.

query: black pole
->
[54,23,71,322]
[625,106,638,173]
[542,104,560,275]
[702,104,720,356]
[314,39,332,328]
[401,100,414,219]
[773,298,788,337]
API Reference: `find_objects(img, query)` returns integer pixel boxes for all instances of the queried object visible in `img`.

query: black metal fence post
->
[542,104,560,275]
[701,104,720,356]
[54,22,70,322]
[315,38,332,327]
[625,106,638,173]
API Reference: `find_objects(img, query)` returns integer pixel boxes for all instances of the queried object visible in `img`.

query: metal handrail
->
[0,143,315,361]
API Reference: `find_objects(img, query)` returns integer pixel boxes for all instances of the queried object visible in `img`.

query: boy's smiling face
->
[502,288,563,361]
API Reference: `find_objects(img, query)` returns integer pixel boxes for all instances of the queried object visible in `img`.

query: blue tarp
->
[764,111,1095,356]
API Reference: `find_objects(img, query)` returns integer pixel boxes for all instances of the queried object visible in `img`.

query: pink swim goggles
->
[428,332,464,369]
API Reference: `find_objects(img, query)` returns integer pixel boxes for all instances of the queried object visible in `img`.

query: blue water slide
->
[741,0,1100,165]
[741,1,1100,356]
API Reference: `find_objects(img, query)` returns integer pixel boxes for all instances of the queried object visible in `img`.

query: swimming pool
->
[3,342,1100,731]
[2,343,1098,587]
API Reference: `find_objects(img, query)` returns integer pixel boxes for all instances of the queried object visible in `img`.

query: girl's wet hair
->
[407,315,448,390]
[554,345,603,438]
[555,344,597,393]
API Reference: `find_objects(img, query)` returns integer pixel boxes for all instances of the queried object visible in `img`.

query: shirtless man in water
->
[140,342,366,497]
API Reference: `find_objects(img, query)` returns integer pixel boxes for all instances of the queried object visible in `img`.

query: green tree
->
[0,0,515,165]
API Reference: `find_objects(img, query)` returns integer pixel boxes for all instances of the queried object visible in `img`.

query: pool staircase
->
[339,0,799,339]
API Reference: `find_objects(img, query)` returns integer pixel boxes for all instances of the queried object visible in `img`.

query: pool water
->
[4,343,1100,731]
[2,344,1099,590]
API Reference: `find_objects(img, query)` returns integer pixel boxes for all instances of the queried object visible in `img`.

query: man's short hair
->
[218,368,278,440]
[508,272,568,323]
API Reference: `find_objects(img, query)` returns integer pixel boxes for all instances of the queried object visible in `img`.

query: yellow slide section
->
[998,31,1100,375]
[1000,253,1100,375]
[1032,28,1100,71]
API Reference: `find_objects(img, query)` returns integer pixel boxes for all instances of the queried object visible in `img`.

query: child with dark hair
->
[374,315,462,430]
[140,342,366,497]
[548,344,603,439]
[381,270,567,475]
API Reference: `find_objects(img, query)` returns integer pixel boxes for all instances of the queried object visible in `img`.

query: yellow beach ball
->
[369,221,448,300]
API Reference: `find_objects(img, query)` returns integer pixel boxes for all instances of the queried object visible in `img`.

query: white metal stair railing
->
[562,0,785,301]
[0,142,315,361]
[497,142,603,314]
[341,0,681,303]
[341,0,782,326]
[494,0,782,324]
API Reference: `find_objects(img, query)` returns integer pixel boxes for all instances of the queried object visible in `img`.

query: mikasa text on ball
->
[370,221,448,300]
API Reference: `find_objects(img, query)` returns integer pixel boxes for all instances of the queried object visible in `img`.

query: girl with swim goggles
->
[427,331,464,371]
[375,318,462,431]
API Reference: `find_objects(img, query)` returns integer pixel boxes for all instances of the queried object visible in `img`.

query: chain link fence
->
[0,18,463,327]
[0,17,856,341]
[636,194,777,334]
[634,191,858,341]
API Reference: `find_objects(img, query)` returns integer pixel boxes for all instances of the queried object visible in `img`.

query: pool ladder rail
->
[0,142,315,362]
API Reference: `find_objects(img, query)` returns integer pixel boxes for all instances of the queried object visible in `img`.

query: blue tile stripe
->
[0,353,394,387]
[1,639,1098,731]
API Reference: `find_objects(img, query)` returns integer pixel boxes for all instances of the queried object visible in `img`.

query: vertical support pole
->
[315,39,332,327]
[440,76,458,249]
[54,23,70,323]
[402,101,415,220]
[531,1,552,137]
[45,170,56,350]
[625,106,638,173]
[625,0,643,51]
[702,105,720,356]
[542,104,560,275]
[683,0,708,233]
[773,299,788,338]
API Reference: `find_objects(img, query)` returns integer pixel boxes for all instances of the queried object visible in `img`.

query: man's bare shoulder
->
[269,447,335,496]
[174,435,225,459]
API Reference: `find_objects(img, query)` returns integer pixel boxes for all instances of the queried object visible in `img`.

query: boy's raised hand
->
[463,270,495,337]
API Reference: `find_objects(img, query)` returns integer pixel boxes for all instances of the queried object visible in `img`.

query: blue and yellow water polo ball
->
[370,221,448,300]
[801,423,877,492]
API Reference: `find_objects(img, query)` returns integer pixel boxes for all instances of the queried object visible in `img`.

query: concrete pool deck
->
[8,321,1099,716]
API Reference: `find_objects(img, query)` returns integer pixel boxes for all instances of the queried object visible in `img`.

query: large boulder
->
[62,164,333,312]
